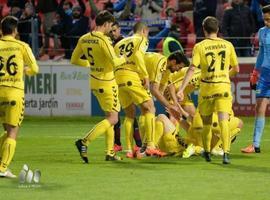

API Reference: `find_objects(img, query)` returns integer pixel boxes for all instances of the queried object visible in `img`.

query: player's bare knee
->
[255,99,268,115]
[4,124,19,139]
[106,113,119,125]
[256,106,267,116]
[109,117,118,126]
[156,114,167,122]
[238,119,244,129]
[124,105,136,118]
[141,100,155,114]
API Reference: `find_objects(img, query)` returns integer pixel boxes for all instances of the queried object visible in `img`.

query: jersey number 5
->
[87,47,95,65]
[0,55,18,76]
[206,50,225,72]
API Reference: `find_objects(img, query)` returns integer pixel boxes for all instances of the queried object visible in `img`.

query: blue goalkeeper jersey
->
[256,26,270,75]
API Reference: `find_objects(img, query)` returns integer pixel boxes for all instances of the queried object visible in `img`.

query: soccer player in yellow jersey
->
[162,67,201,133]
[114,22,164,157]
[168,67,201,118]
[145,51,189,112]
[109,22,142,154]
[71,11,125,163]
[0,16,39,177]
[177,16,239,164]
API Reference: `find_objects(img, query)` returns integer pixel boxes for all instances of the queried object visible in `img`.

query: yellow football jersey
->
[160,69,173,87]
[192,38,238,84]
[144,52,167,84]
[71,31,125,82]
[0,35,39,90]
[172,67,201,95]
[114,33,149,79]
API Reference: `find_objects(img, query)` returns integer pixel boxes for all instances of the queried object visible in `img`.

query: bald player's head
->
[133,22,149,37]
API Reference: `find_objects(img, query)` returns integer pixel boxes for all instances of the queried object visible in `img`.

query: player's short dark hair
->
[262,5,270,14]
[202,16,219,34]
[95,10,115,26]
[168,51,190,66]
[133,22,148,33]
[1,16,18,35]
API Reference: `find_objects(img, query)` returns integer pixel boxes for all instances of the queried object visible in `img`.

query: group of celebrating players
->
[1,4,270,178]
[72,10,242,165]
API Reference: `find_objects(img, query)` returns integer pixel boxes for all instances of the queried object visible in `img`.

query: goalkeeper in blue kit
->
[242,5,270,153]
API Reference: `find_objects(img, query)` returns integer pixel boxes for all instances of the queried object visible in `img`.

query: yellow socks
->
[220,120,230,153]
[105,126,115,156]
[0,138,16,172]
[154,120,164,144]
[0,131,7,156]
[139,115,146,143]
[144,113,155,148]
[202,125,212,152]
[83,119,111,146]
[123,117,134,151]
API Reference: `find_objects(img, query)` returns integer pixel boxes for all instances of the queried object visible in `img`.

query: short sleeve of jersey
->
[160,69,172,86]
[191,44,201,68]
[138,37,149,53]
[153,58,167,83]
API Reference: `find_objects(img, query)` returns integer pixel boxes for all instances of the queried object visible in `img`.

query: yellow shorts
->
[199,83,232,116]
[116,73,152,109]
[198,96,232,116]
[0,87,24,126]
[91,79,120,112]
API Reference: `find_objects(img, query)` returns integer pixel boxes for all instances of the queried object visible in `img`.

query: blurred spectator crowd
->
[0,0,270,60]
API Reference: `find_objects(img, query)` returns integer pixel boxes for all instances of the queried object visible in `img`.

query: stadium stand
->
[0,0,264,59]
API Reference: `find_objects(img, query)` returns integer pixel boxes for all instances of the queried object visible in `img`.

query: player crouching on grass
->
[0,16,39,177]
[151,109,243,159]
[150,112,205,158]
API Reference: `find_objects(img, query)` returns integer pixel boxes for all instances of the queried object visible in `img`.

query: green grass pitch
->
[0,116,270,200]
